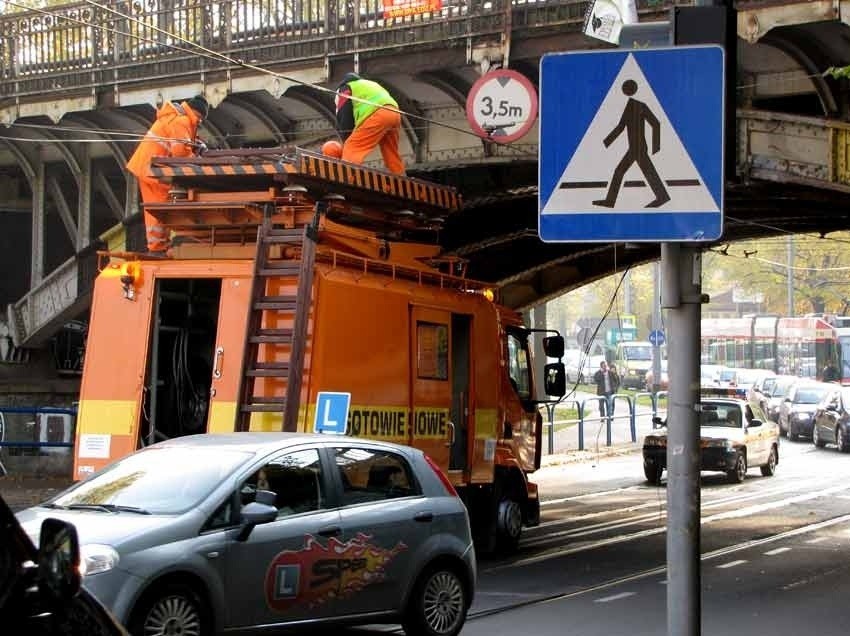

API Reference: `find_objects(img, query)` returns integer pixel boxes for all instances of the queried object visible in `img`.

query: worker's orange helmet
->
[321,140,343,159]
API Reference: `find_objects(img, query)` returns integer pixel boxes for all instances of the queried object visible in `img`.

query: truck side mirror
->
[544,362,566,397]
[543,335,564,359]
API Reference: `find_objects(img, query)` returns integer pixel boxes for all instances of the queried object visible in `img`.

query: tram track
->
[465,511,850,625]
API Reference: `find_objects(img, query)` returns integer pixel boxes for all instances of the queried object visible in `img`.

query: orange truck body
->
[72,148,564,550]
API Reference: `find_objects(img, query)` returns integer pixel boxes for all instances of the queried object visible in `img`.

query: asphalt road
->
[344,435,850,636]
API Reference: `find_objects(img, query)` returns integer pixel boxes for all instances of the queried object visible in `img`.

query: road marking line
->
[717,560,747,569]
[595,592,635,603]
[806,537,826,544]
[764,547,791,556]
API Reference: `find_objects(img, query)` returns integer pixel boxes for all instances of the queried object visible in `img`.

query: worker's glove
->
[195,140,209,156]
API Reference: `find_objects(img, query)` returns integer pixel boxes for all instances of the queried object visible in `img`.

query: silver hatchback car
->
[17,433,476,636]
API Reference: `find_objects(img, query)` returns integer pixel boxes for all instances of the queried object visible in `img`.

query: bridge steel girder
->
[225,93,293,146]
[760,31,839,116]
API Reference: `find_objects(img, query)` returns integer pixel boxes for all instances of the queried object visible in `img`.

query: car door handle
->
[414,511,434,523]
[317,526,341,538]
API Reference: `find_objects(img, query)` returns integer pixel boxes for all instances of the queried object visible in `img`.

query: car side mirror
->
[236,500,278,542]
[38,518,81,603]
[748,419,763,428]
[652,416,664,427]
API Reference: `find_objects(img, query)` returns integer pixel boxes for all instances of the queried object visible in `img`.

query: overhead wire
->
[1,0,841,161]
[2,0,537,158]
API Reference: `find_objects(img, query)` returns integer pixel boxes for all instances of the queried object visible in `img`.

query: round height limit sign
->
[466,69,538,144]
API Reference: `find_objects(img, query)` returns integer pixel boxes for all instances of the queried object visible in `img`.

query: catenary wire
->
[5,0,538,157]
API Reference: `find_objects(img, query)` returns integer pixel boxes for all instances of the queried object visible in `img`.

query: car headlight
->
[79,544,119,576]
[703,439,735,450]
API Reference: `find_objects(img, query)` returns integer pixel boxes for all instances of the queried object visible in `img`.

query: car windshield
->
[795,387,829,404]
[49,447,251,514]
[700,405,742,428]
[718,369,737,382]
[771,380,795,397]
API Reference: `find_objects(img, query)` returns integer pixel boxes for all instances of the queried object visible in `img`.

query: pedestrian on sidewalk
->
[593,360,620,418]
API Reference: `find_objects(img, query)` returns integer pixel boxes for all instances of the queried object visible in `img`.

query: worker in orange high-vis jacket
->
[335,73,405,175]
[126,95,209,253]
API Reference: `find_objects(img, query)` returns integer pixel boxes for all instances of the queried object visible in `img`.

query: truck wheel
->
[402,565,469,636]
[495,496,523,553]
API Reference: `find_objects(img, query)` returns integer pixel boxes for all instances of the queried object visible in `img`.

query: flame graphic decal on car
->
[265,532,408,611]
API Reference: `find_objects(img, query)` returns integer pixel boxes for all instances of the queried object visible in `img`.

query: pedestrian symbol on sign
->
[592,79,670,209]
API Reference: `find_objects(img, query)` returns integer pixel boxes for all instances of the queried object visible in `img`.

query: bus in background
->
[834,327,850,384]
[701,315,840,380]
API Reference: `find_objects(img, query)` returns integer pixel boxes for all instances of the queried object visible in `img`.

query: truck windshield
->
[623,346,652,360]
[507,334,532,400]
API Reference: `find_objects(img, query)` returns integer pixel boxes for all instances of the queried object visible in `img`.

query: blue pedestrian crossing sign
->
[649,329,665,347]
[539,46,724,243]
[313,391,351,434]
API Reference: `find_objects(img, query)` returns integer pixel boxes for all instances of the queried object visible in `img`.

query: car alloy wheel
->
[813,424,826,448]
[727,453,747,484]
[404,567,468,636]
[760,446,777,477]
[132,583,207,636]
[643,459,663,485]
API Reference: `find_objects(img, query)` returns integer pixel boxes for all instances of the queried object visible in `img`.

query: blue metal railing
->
[0,406,77,475]
[542,390,669,453]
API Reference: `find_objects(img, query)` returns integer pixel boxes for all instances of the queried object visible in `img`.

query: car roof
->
[701,397,745,407]
[150,432,418,456]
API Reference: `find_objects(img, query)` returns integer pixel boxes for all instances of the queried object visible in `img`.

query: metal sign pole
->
[662,243,703,636]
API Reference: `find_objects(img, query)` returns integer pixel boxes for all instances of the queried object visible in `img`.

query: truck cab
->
[615,341,658,390]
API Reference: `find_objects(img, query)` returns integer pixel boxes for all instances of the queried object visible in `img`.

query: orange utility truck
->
[72,147,566,552]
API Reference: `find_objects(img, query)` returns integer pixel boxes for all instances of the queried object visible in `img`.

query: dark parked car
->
[812,386,850,452]
[779,381,831,441]
[762,375,800,423]
[0,492,128,635]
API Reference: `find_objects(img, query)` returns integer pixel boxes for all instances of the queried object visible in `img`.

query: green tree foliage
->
[551,232,850,338]
[705,233,850,315]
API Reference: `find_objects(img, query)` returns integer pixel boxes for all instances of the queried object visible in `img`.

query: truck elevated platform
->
[146,146,461,243]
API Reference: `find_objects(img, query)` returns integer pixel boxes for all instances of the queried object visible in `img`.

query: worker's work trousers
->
[138,176,172,253]
[342,108,405,175]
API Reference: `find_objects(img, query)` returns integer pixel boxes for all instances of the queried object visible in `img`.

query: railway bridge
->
[0,0,849,377]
